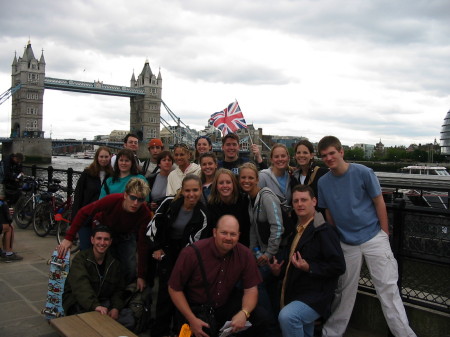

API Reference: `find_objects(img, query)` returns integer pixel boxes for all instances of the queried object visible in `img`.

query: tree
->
[344,147,365,161]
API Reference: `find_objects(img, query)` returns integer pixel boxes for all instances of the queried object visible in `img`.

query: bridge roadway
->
[44,77,145,97]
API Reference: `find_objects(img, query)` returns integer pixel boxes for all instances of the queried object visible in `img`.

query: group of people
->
[52,132,416,337]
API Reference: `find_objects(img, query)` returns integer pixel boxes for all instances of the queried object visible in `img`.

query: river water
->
[38,156,93,173]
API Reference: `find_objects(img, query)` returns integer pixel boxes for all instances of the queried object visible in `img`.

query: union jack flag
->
[209,101,248,136]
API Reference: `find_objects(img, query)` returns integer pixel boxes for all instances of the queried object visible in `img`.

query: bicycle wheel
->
[33,203,54,237]
[56,210,79,253]
[14,195,34,229]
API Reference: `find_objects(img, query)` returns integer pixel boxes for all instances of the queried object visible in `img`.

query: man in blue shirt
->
[317,136,416,337]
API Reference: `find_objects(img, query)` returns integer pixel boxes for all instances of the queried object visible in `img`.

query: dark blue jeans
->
[110,232,137,284]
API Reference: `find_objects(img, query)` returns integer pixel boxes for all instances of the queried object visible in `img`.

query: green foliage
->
[344,147,365,161]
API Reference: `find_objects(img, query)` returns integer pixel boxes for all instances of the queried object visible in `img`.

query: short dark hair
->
[92,225,112,237]
[123,133,139,144]
[317,136,342,154]
[157,150,174,165]
[221,133,239,145]
[292,184,315,199]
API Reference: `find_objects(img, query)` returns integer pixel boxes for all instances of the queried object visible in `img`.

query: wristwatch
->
[241,309,250,319]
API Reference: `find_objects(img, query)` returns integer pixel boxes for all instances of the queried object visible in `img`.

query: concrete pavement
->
[0,227,384,337]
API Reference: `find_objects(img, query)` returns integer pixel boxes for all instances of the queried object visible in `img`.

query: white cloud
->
[1,0,449,147]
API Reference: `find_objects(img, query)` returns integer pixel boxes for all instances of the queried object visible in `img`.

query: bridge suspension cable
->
[161,100,199,144]
[0,84,22,106]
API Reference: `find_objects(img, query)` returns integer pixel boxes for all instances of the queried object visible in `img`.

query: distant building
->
[94,135,109,141]
[160,125,198,148]
[440,109,450,155]
[271,136,306,149]
[375,139,385,152]
[109,130,128,142]
[352,143,375,159]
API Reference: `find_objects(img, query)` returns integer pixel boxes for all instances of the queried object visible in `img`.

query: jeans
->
[78,226,92,251]
[279,301,319,337]
[110,232,137,284]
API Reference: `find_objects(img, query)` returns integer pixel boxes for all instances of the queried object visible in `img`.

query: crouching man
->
[168,215,269,337]
[63,226,133,328]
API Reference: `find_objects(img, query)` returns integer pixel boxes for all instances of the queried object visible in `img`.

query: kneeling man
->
[63,226,133,328]
[270,185,346,337]
[168,215,269,337]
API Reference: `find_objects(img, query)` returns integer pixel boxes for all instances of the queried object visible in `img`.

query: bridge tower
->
[5,41,51,163]
[129,60,162,142]
[11,41,46,138]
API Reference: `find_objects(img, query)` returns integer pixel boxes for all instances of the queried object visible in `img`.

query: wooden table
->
[50,311,138,337]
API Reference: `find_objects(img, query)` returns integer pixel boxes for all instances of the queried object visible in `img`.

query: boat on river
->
[72,150,95,159]
[376,167,450,209]
[399,165,449,176]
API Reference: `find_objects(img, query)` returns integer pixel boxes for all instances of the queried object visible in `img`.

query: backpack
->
[123,283,152,334]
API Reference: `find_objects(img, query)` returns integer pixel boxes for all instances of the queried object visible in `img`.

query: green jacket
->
[63,248,125,313]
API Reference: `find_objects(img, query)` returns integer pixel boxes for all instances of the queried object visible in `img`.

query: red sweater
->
[66,193,151,278]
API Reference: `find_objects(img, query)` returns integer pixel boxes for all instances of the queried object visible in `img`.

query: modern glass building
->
[441,110,450,155]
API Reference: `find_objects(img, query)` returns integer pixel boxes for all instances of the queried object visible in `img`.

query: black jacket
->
[282,212,345,318]
[291,164,328,199]
[147,196,209,252]
[1,154,22,185]
[71,169,108,220]
[206,193,250,246]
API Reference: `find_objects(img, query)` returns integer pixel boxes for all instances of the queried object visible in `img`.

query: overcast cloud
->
[1,0,449,147]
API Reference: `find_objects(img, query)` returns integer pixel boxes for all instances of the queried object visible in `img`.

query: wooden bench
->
[50,311,138,337]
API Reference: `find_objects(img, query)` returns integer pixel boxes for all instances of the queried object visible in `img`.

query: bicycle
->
[55,211,80,254]
[32,179,73,238]
[13,176,45,229]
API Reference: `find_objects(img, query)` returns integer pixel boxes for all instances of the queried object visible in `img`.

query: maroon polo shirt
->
[169,237,262,308]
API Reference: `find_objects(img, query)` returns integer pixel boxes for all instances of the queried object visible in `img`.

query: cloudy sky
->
[1,0,449,147]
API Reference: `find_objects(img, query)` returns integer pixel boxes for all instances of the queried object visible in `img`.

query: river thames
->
[38,155,93,173]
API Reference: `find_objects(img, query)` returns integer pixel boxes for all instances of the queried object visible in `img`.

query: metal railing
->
[22,165,82,199]
[358,198,450,314]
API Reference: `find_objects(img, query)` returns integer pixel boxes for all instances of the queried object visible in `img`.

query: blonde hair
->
[239,162,259,178]
[269,143,290,169]
[125,178,150,197]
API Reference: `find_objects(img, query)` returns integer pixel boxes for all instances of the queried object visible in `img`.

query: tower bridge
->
[0,41,196,163]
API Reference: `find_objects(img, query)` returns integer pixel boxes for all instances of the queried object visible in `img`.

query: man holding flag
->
[209,101,266,175]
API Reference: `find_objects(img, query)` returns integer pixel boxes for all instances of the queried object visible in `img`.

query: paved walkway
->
[1,227,384,337]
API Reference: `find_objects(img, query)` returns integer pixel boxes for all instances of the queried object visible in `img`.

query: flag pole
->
[236,99,254,146]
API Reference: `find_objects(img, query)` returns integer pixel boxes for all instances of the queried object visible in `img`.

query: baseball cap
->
[148,138,163,148]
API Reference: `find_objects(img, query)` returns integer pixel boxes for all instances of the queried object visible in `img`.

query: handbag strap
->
[306,166,320,186]
[190,244,213,306]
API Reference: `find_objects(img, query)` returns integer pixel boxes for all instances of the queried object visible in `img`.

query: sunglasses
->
[128,195,146,202]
